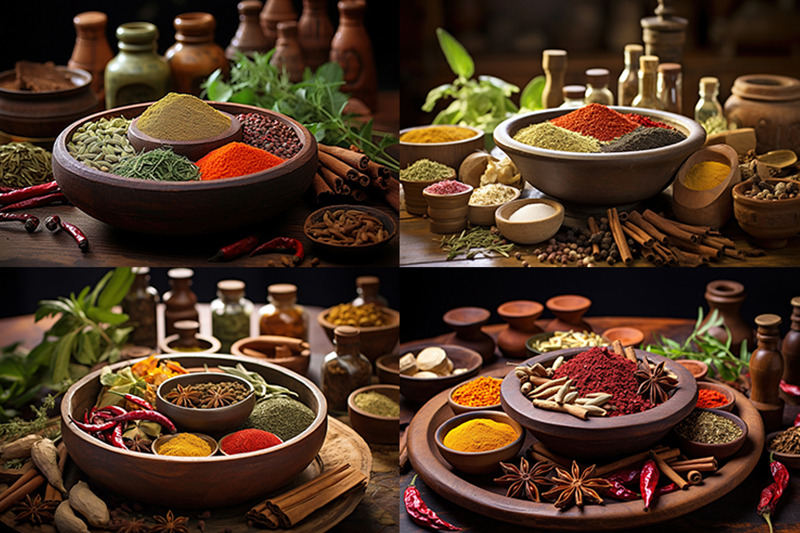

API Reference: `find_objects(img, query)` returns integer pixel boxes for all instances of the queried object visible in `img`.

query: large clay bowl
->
[317,306,400,362]
[127,112,243,161]
[61,354,327,508]
[500,347,698,459]
[347,384,399,444]
[230,335,310,375]
[52,101,317,235]
[400,125,484,170]
[494,107,706,205]
[732,178,800,248]
[399,343,482,404]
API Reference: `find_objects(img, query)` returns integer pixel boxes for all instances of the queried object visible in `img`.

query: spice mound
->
[326,302,388,327]
[0,61,75,92]
[157,433,214,457]
[0,142,53,188]
[769,425,800,455]
[114,148,200,182]
[196,142,285,181]
[137,92,231,141]
[451,376,502,407]
[443,418,517,452]
[163,380,251,409]
[353,390,399,417]
[242,396,315,441]
[683,161,730,191]
[601,127,686,153]
[513,122,600,153]
[508,202,557,222]
[696,387,730,409]
[67,117,135,174]
[675,410,743,444]
[238,112,302,160]
[220,428,282,455]
[469,184,517,206]
[424,180,470,195]
[400,159,454,182]
[400,126,476,144]
[551,104,638,142]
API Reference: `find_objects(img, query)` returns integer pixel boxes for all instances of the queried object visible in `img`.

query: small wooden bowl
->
[467,185,521,226]
[732,178,800,248]
[375,353,400,385]
[160,333,222,355]
[494,198,564,245]
[399,344,483,404]
[674,408,748,460]
[676,359,708,381]
[218,430,283,456]
[317,306,400,363]
[127,112,243,162]
[766,431,800,469]
[434,410,524,474]
[422,183,473,234]
[153,433,218,457]
[447,377,503,416]
[401,168,455,216]
[347,384,399,444]
[525,332,557,357]
[230,335,310,376]
[155,372,256,436]
[672,144,740,229]
[601,326,644,347]
[400,125,485,170]
[303,204,397,255]
[696,382,736,412]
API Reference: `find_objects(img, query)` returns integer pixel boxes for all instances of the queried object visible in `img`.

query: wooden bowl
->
[500,347,698,459]
[401,168,455,216]
[493,107,706,205]
[732,178,800,248]
[61,354,327,508]
[375,353,400,385]
[601,326,644,347]
[525,332,557,357]
[400,125,485,170]
[447,377,503,415]
[303,204,397,255]
[52,101,317,235]
[422,183,473,234]
[467,185,521,226]
[399,344,482,404]
[317,306,400,363]
[230,335,310,375]
[672,144,740,229]
[127,112,243,162]
[160,333,222,355]
[153,433,218,457]
[677,359,708,381]
[434,410,524,474]
[494,198,564,245]
[347,384,399,444]
[766,431,800,469]
[674,408,748,460]
[697,382,736,412]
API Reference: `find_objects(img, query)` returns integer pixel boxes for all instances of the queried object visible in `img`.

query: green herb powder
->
[675,410,743,444]
[353,391,399,417]
[241,396,315,441]
[400,159,454,182]
[513,122,600,153]
[113,147,200,182]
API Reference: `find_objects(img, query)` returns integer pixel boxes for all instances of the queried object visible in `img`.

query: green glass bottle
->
[105,22,170,109]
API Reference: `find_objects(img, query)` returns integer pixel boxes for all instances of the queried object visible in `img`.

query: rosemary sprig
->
[439,226,515,260]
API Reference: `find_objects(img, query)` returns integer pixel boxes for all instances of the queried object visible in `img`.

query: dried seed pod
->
[31,439,65,494]
[68,481,110,527]
[54,501,90,533]
[0,434,42,460]
[520,382,533,395]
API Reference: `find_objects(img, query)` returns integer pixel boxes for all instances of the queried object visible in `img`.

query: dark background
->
[0,0,398,90]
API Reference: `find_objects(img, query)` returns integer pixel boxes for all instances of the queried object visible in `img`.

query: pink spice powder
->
[424,179,470,195]
[552,346,653,416]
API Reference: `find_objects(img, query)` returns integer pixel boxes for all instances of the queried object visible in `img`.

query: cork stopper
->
[542,49,567,70]
[356,276,380,289]
[792,296,800,308]
[624,43,644,55]
[132,266,150,275]
[639,55,659,73]
[268,283,297,303]
[167,267,193,280]
[658,62,681,75]
[334,325,360,344]
[239,0,262,16]
[700,76,719,93]
[585,68,609,86]
[174,320,200,334]
[563,85,586,100]
[755,314,781,328]
[217,279,245,298]
[74,11,108,33]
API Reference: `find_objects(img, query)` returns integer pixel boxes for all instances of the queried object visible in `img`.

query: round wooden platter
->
[407,368,765,530]
[0,417,371,533]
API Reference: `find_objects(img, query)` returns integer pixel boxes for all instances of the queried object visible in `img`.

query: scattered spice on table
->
[542,461,611,510]
[220,429,282,455]
[156,433,213,457]
[196,142,284,180]
[439,226,515,260]
[137,92,230,141]
[113,148,200,182]
[400,159,454,182]
[0,142,52,188]
[353,390,399,417]
[326,302,388,327]
[769,425,800,454]
[757,456,789,533]
[67,116,135,173]
[451,376,502,407]
[442,418,517,452]
[400,125,476,144]
[150,510,190,533]
[469,184,517,206]
[674,410,743,444]
[513,122,600,153]
[696,387,729,409]
[242,396,315,441]
[424,180,470,195]
[600,126,686,152]
[12,494,57,525]
[550,104,638,141]
[494,457,553,501]
[237,112,302,160]
[682,161,730,191]
[404,474,461,531]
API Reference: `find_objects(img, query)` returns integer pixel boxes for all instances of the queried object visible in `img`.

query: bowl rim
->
[695,381,736,410]
[421,181,474,198]
[494,106,706,160]
[230,335,311,359]
[674,407,748,448]
[765,430,800,458]
[468,184,521,208]
[673,144,739,204]
[0,66,93,96]
[600,326,645,346]
[152,432,219,457]
[347,384,400,420]
[497,299,544,319]
[398,343,483,382]
[676,358,709,379]
[495,198,564,225]
[317,304,400,333]
[434,410,524,456]
[732,177,800,205]
[400,124,485,146]
[156,371,255,412]
[447,376,503,410]
[375,353,400,371]
[303,204,397,249]
[128,111,243,148]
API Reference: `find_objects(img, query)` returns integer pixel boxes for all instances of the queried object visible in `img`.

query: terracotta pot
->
[329,0,377,111]
[496,300,544,359]
[400,164,454,217]
[260,0,297,49]
[165,13,229,96]
[544,295,592,332]
[297,0,334,71]
[703,280,753,351]
[226,0,271,59]
[781,296,800,404]
[441,307,496,363]
[724,74,800,155]
[271,21,303,83]
[105,22,170,109]
[732,178,800,249]
[68,11,114,105]
[423,184,473,234]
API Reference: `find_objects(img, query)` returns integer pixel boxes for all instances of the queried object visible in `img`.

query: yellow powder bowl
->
[672,144,740,229]
[153,433,218,457]
[400,124,484,172]
[434,410,524,474]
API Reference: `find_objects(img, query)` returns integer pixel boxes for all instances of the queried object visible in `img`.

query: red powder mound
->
[550,103,639,141]
[196,142,284,181]
[625,113,675,130]
[552,346,653,416]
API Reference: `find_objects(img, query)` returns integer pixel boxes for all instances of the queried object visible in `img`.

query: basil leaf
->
[52,330,78,384]
[230,87,257,105]
[97,268,134,310]
[436,28,474,79]
[520,75,546,110]
[87,307,129,326]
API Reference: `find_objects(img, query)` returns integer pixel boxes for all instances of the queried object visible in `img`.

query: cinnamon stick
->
[628,211,668,245]
[0,468,37,502]
[669,246,707,267]
[319,144,369,170]
[587,216,601,258]
[651,243,677,266]
[686,470,703,485]
[350,187,367,202]
[669,219,712,236]
[642,210,700,244]
[607,208,633,264]
[595,448,680,477]
[368,173,388,191]
[671,237,722,259]
[340,183,351,196]
[365,160,391,180]
[671,463,717,474]
[318,151,359,181]
[623,346,637,363]
[622,222,654,248]
[318,165,344,193]
[384,176,400,212]
[611,339,625,356]
[723,248,746,260]
[0,474,45,513]
[702,235,736,249]
[649,450,689,490]
[667,457,718,469]
[311,173,337,205]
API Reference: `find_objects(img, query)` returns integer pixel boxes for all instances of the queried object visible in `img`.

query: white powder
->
[509,203,556,222]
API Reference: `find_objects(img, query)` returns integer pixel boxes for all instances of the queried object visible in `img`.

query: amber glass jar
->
[322,326,371,413]
[258,284,308,341]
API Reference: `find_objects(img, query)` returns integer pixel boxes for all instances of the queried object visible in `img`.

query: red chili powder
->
[424,179,470,195]
[550,104,638,141]
[625,113,674,130]
[220,428,282,454]
[552,346,653,416]
[695,388,728,409]
[196,142,284,180]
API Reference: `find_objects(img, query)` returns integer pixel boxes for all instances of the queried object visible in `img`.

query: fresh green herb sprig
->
[218,363,298,402]
[0,394,57,439]
[645,308,751,382]
[202,52,398,172]
[439,226,515,260]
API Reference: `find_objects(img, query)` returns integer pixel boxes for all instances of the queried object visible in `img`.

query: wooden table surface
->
[399,319,800,533]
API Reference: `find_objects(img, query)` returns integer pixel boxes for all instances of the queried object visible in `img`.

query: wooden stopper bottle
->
[121,267,159,349]
[330,0,377,111]
[703,280,753,351]
[271,21,304,83]
[105,22,170,109]
[617,44,643,106]
[163,268,199,337]
[165,13,229,96]
[226,0,271,59]
[631,55,664,110]
[352,275,387,307]
[585,68,614,105]
[322,326,371,413]
[781,296,800,404]
[657,62,682,114]
[749,314,784,432]
[260,0,298,49]
[542,49,567,109]
[69,11,114,105]
[298,0,334,71]
[258,284,308,341]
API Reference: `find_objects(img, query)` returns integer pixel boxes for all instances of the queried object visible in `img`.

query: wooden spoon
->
[756,149,797,169]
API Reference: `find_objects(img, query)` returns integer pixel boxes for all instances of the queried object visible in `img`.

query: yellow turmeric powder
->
[442,418,517,452]
[683,160,730,191]
[157,433,213,457]
[400,126,476,144]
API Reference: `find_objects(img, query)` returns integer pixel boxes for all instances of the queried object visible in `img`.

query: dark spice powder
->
[601,127,686,153]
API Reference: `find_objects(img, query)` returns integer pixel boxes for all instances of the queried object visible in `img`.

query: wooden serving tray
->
[407,369,765,530]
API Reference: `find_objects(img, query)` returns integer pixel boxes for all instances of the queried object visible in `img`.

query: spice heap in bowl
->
[347,385,399,444]
[400,124,484,171]
[399,158,456,216]
[448,376,503,415]
[526,330,607,356]
[434,411,525,474]
[494,198,565,245]
[673,408,747,459]
[766,426,800,469]
[468,183,521,226]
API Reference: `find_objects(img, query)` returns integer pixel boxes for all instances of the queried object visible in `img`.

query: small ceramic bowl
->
[217,430,284,456]
[317,306,400,363]
[672,143,740,229]
[399,344,483,404]
[467,185,521,226]
[152,433,219,457]
[401,168,456,216]
[303,204,397,255]
[601,326,644,348]
[525,332,557,357]
[230,335,310,376]
[434,410,525,474]
[765,431,800,469]
[447,377,503,415]
[400,125,485,171]
[347,384,399,445]
[696,382,736,412]
[155,372,256,435]
[127,112,243,162]
[676,359,709,381]
[674,408,748,460]
[422,182,473,234]
[160,332,222,355]
[732,178,800,248]
[375,353,400,385]
[494,198,564,245]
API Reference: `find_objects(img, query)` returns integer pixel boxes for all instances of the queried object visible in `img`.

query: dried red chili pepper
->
[108,423,127,449]
[109,391,153,410]
[0,192,67,212]
[208,235,260,262]
[640,459,659,511]
[404,475,461,531]
[0,181,59,205]
[656,482,678,496]
[250,237,305,265]
[779,380,800,397]
[0,212,39,232]
[795,413,800,427]
[69,416,117,433]
[108,410,176,433]
[45,215,89,252]
[606,467,641,486]
[604,480,640,501]
[757,455,790,533]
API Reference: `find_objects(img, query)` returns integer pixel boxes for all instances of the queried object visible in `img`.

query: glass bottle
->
[298,0,334,71]
[226,0,271,59]
[163,268,199,337]
[559,85,586,109]
[694,76,724,125]
[541,49,567,109]
[750,314,784,431]
[211,280,254,353]
[259,284,308,341]
[330,0,378,111]
[617,43,643,106]
[322,326,371,413]
[631,55,664,110]
[271,21,303,83]
[585,69,614,105]
[782,297,800,394]
[165,13,229,96]
[352,276,388,307]
[121,267,159,348]
[657,62,682,114]
[105,22,170,109]
[69,11,114,105]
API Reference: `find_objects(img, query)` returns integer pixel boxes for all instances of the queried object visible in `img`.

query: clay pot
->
[422,184,473,234]
[68,11,114,105]
[724,75,800,155]
[260,0,297,49]
[271,21,303,83]
[330,0,377,111]
[703,280,753,351]
[441,307,496,363]
[105,22,170,109]
[496,300,544,359]
[297,0,334,71]
[165,13,229,96]
[732,178,800,249]
[545,295,592,332]
[226,0,271,59]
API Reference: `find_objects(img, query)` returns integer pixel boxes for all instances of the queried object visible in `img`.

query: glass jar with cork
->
[259,283,308,341]
[211,280,253,353]
[322,326,372,413]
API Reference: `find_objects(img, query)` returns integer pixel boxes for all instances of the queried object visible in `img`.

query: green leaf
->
[520,75,546,110]
[88,271,113,308]
[478,75,519,96]
[87,307,129,326]
[435,28,474,79]
[97,268,134,310]
[421,84,455,112]
[52,330,78,384]
[204,70,233,101]
[230,88,257,105]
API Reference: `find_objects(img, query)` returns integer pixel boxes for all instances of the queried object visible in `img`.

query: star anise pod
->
[165,384,202,408]
[124,434,152,454]
[542,461,612,510]
[12,494,58,525]
[200,388,238,409]
[150,510,189,533]
[112,516,150,533]
[635,359,679,405]
[494,457,553,501]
